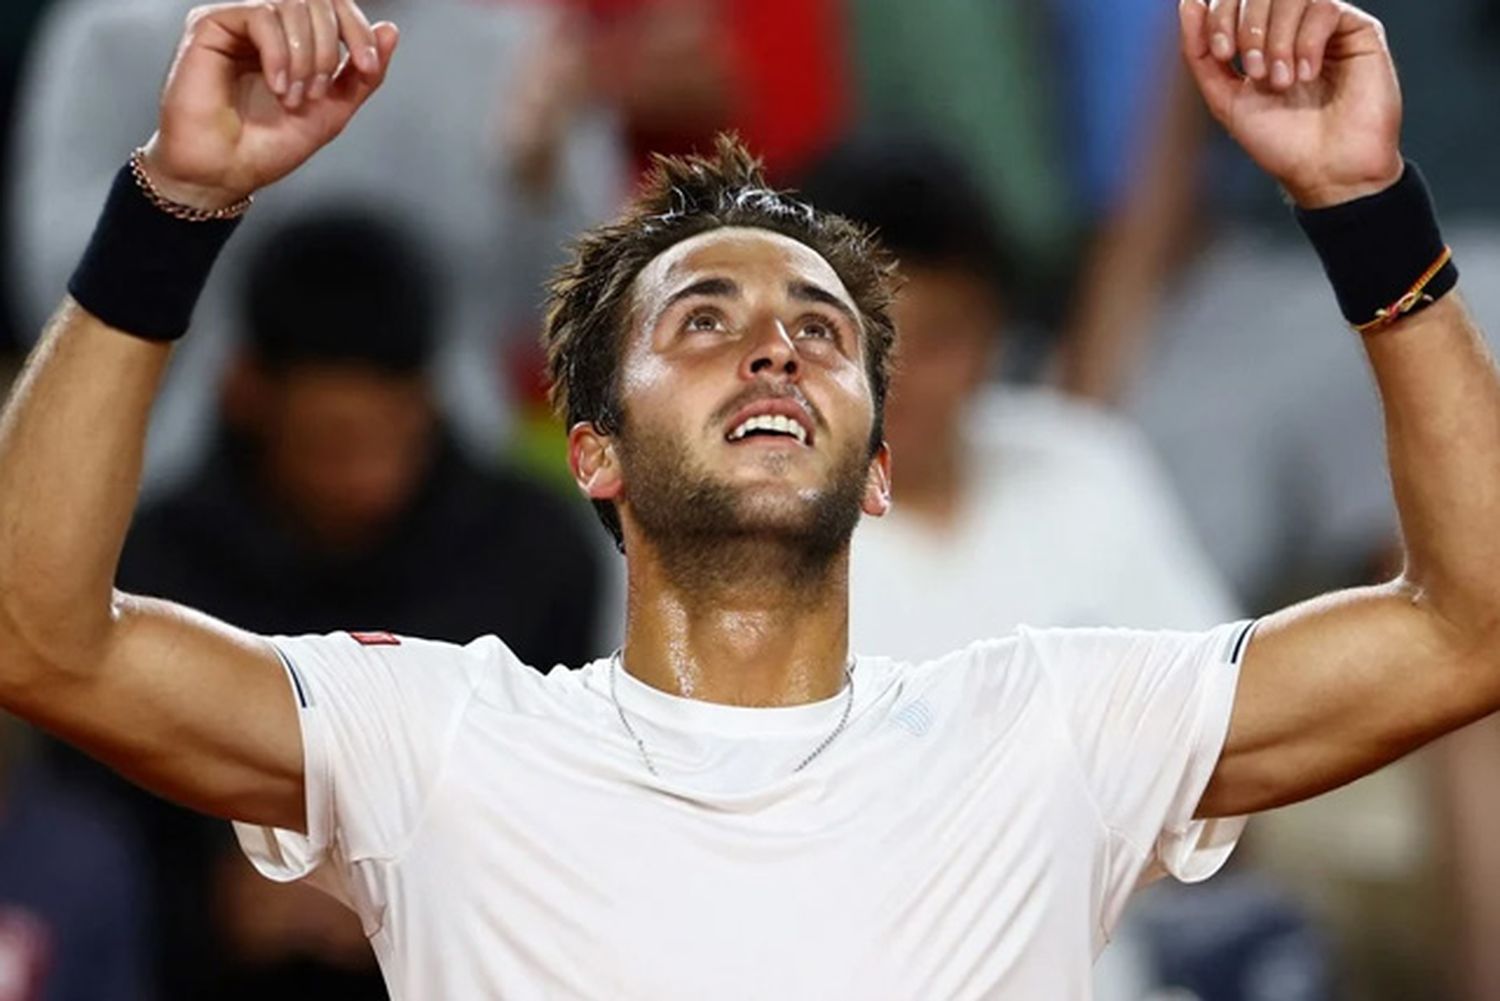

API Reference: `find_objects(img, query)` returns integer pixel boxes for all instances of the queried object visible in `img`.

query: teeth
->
[728,413,809,444]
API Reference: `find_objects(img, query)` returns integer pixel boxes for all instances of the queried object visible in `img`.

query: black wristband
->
[1295,161,1459,332]
[67,162,243,342]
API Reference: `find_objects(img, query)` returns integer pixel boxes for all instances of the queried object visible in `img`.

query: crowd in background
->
[1,1,1499,999]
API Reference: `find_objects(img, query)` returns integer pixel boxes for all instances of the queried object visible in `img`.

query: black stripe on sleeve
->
[275,647,312,710]
[1228,620,1260,667]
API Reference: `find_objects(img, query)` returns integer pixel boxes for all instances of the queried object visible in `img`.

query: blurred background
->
[1,0,1499,998]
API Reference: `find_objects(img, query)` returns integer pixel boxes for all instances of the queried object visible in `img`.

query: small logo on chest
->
[890,700,935,737]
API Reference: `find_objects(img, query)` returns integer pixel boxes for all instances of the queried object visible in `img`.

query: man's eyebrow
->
[789,281,860,329]
[662,277,740,312]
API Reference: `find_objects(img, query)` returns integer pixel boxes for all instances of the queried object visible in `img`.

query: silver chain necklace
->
[609,652,855,778]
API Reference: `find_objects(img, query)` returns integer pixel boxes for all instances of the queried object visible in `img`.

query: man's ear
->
[862,442,893,517]
[569,422,624,502]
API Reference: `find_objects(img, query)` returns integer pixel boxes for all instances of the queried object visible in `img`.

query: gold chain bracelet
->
[128,148,253,222]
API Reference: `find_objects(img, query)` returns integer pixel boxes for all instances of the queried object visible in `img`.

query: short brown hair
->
[544,135,900,549]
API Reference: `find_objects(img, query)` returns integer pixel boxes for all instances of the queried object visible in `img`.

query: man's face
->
[255,365,435,551]
[573,227,891,554]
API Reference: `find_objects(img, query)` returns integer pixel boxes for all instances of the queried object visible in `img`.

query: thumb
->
[328,21,400,113]
[1179,0,1240,124]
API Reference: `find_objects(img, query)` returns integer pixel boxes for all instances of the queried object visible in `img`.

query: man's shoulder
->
[881,634,1040,702]
[273,630,594,712]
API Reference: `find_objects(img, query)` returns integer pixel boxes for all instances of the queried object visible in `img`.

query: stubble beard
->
[617,419,872,597]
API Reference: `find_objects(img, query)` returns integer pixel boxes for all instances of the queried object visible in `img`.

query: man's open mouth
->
[726,413,811,446]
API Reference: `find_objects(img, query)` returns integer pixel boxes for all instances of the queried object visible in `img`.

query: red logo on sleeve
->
[348,631,402,646]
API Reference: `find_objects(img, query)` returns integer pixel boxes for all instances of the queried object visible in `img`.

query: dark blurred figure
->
[0,716,152,1001]
[0,0,53,356]
[57,210,604,999]
[122,211,602,653]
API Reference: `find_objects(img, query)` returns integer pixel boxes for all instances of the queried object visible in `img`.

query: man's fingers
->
[1205,0,1241,61]
[1237,0,1274,80]
[332,0,380,75]
[327,20,397,111]
[306,0,340,100]
[1294,0,1344,82]
[278,0,315,108]
[1180,0,1241,122]
[244,3,291,96]
[178,4,290,96]
[1265,0,1310,89]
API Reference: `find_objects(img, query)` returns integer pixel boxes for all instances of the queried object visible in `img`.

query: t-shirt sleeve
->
[232,632,483,898]
[1024,620,1255,897]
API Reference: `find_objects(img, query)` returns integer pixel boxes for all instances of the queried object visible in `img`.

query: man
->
[0,2,1489,999]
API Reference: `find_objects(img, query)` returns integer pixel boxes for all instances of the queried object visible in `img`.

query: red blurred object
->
[564,0,849,181]
[723,0,847,178]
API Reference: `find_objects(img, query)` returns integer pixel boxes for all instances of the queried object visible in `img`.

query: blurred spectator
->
[800,135,1235,651]
[124,209,604,664]
[0,716,153,1001]
[53,209,606,999]
[801,134,1331,1001]
[9,0,624,493]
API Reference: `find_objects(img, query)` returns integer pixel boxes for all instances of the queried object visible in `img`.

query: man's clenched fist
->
[140,0,399,212]
[1180,0,1404,208]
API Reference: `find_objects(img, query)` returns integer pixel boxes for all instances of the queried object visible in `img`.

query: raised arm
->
[0,0,396,832]
[1171,0,1500,817]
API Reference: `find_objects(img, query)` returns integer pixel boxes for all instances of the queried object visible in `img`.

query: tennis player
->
[0,0,1488,996]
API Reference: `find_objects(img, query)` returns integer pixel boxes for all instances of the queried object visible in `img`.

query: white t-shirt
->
[235,622,1253,999]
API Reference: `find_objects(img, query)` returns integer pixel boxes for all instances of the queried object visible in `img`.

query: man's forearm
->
[1366,293,1500,639]
[0,299,169,686]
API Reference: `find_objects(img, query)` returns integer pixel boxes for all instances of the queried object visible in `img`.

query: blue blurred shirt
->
[0,762,152,1001]
[1047,0,1178,214]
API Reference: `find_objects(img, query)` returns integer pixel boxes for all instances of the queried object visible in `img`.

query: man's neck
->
[621,540,851,708]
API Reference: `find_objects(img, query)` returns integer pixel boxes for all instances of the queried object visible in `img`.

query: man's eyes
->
[798,317,837,340]
[684,310,726,333]
[679,309,842,343]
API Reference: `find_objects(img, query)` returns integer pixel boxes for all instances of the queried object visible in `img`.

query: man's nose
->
[741,317,799,380]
